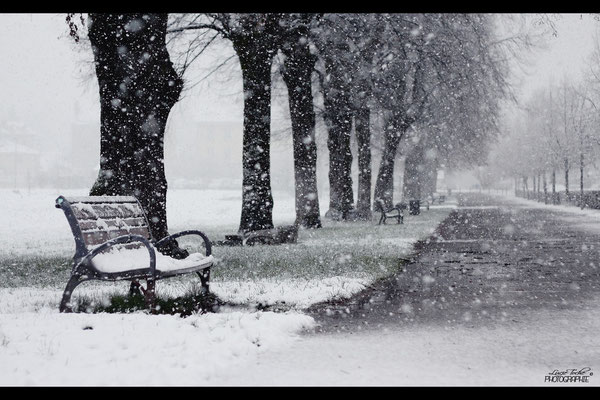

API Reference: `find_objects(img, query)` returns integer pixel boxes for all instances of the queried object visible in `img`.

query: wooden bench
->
[374,199,405,225]
[55,195,214,313]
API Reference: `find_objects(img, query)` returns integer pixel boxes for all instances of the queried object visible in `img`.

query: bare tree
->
[69,13,188,257]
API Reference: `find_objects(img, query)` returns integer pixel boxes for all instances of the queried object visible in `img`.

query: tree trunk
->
[322,73,354,219]
[552,169,557,204]
[565,157,570,200]
[543,171,547,204]
[88,13,184,255]
[402,143,425,205]
[421,157,438,200]
[355,107,372,220]
[373,115,405,209]
[580,151,584,209]
[281,44,321,228]
[235,43,276,233]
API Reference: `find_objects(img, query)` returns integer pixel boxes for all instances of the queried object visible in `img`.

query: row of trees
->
[487,31,600,207]
[67,13,527,255]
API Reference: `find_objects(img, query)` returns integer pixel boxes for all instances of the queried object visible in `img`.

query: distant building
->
[0,141,40,188]
[0,120,41,188]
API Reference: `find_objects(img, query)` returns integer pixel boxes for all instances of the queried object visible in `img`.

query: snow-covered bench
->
[55,195,214,313]
[374,199,405,225]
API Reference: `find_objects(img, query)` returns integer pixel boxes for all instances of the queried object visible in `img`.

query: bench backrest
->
[56,195,151,258]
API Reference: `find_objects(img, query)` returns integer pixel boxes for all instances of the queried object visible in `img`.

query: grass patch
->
[74,286,223,317]
[0,206,455,313]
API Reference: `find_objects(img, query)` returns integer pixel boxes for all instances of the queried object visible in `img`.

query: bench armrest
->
[74,234,157,276]
[154,230,212,257]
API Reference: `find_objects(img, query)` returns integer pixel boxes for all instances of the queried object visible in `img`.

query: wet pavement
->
[309,193,600,332]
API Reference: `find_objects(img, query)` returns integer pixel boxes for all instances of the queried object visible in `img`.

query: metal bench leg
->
[59,274,84,313]
[129,280,143,297]
[197,268,211,294]
[144,279,156,310]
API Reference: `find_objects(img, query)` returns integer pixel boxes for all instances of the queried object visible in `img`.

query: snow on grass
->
[211,276,370,309]
[0,188,456,309]
[0,188,456,385]
[0,301,315,385]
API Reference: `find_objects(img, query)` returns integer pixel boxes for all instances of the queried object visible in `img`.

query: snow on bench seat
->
[92,246,214,275]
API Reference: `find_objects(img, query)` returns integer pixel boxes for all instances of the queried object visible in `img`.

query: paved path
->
[219,193,600,385]
[309,193,600,332]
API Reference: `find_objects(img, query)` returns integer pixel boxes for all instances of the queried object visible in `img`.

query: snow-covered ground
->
[0,296,315,386]
[0,188,455,385]
[213,296,600,386]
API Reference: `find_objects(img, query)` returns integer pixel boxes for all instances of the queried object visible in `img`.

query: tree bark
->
[320,57,354,220]
[281,43,322,228]
[88,13,184,255]
[552,169,557,204]
[543,171,548,204]
[354,107,372,220]
[402,143,425,204]
[234,42,276,233]
[565,157,570,200]
[580,151,584,209]
[373,115,405,209]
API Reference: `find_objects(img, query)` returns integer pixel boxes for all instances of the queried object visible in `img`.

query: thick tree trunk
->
[322,86,354,220]
[88,13,183,254]
[281,45,321,229]
[402,143,426,205]
[373,115,405,209]
[355,107,372,220]
[235,45,276,233]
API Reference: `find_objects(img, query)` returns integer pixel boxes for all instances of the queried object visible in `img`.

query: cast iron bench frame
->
[374,199,405,225]
[55,195,213,313]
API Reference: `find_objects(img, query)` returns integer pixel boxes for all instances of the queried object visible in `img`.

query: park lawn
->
[0,188,456,313]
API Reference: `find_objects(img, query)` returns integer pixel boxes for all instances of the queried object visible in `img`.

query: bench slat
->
[70,202,145,220]
[78,217,148,232]
[64,196,138,203]
[82,226,151,246]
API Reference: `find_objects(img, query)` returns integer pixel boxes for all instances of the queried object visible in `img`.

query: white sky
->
[0,13,599,165]
[513,13,599,100]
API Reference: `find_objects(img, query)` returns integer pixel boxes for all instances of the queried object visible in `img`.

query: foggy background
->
[1,13,598,196]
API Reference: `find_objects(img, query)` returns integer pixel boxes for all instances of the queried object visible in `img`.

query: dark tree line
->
[68,13,518,248]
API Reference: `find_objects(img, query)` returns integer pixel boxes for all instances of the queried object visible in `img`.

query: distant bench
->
[55,195,214,313]
[374,199,406,225]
